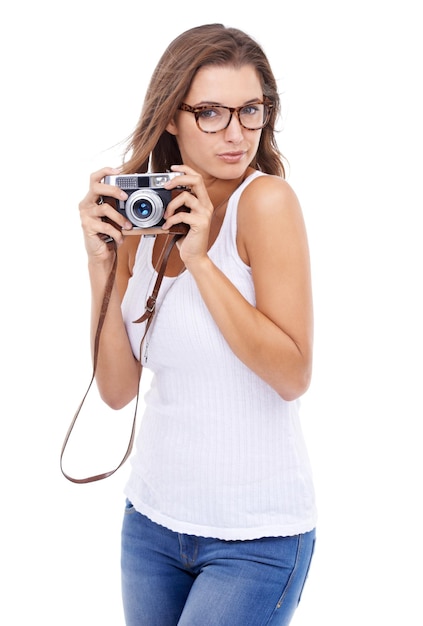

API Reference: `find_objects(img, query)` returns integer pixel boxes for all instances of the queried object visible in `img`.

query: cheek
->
[178,132,211,162]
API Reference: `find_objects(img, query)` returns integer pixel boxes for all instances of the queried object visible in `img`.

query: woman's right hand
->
[78,167,133,261]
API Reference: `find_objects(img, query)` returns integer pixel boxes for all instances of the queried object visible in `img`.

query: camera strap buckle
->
[145,297,156,314]
[133,231,182,326]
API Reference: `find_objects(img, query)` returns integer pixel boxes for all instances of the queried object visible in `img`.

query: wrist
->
[87,254,116,280]
[185,254,214,279]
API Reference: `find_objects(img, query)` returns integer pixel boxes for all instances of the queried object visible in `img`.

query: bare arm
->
[164,170,313,400]
[206,177,312,399]
[79,168,141,409]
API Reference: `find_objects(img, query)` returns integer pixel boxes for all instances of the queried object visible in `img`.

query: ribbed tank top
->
[121,171,317,540]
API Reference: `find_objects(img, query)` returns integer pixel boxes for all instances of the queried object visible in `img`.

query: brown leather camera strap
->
[60,225,187,483]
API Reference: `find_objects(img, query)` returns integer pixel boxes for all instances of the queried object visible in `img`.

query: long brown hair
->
[121,24,285,178]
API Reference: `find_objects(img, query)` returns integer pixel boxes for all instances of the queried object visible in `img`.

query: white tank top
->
[121,171,317,540]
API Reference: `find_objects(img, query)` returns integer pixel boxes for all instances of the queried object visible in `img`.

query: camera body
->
[104,172,183,229]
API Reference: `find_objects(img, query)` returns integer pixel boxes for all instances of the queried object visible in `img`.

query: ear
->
[166,118,178,136]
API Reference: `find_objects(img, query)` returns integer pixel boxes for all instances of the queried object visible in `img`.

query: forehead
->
[186,65,263,105]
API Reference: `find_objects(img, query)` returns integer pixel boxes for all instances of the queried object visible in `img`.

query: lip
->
[217,151,247,164]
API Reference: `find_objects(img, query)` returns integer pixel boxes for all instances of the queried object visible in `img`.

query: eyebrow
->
[192,98,263,107]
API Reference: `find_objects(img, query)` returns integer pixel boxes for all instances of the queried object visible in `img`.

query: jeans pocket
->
[124,499,136,514]
[297,536,316,605]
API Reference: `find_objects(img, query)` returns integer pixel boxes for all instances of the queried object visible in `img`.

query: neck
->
[210,169,252,213]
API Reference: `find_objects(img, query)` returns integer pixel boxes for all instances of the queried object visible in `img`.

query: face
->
[166,64,265,182]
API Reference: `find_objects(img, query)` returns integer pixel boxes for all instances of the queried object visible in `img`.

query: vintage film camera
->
[104,172,184,229]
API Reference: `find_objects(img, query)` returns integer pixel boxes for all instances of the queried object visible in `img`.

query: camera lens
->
[126,190,165,228]
[134,199,153,219]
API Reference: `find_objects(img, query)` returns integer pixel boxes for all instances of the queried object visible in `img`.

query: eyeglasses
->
[178,99,273,133]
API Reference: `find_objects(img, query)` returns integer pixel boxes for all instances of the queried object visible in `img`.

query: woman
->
[79,23,316,626]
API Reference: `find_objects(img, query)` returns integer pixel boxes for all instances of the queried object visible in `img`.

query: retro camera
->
[104,172,184,229]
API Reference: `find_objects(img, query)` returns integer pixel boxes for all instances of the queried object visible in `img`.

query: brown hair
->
[121,23,285,178]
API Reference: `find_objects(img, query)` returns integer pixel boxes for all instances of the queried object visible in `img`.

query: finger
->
[88,215,127,246]
[90,166,122,185]
[162,203,210,232]
[91,181,129,206]
[165,166,204,192]
[83,167,124,205]
[162,192,193,223]
[82,199,133,234]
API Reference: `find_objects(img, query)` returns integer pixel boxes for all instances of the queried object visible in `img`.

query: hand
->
[78,167,133,261]
[161,165,214,268]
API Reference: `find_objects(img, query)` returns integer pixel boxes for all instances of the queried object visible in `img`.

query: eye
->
[197,106,223,120]
[240,104,261,116]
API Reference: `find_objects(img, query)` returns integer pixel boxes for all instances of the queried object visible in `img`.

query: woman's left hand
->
[162,165,214,269]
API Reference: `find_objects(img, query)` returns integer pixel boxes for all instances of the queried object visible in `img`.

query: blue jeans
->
[121,501,315,625]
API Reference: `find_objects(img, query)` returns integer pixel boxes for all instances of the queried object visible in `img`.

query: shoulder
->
[240,173,300,218]
[237,174,306,264]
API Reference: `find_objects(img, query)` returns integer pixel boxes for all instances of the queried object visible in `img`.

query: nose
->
[223,112,244,142]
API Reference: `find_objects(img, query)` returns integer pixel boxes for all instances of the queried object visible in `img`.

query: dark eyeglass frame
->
[178,99,273,133]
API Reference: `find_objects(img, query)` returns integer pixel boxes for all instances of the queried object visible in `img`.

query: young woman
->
[79,23,317,626]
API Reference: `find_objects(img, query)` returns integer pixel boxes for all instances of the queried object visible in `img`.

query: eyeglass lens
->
[197,103,268,132]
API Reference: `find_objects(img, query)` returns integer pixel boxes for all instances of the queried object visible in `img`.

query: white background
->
[1,1,422,624]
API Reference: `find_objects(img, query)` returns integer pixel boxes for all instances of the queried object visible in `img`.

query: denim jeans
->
[121,501,315,625]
